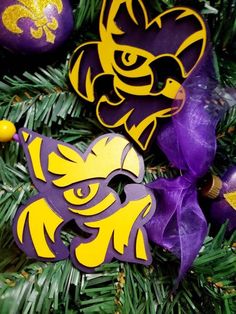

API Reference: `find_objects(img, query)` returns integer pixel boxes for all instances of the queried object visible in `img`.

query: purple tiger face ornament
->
[69,0,208,150]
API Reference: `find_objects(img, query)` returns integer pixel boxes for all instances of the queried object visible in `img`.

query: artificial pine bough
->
[0,0,236,313]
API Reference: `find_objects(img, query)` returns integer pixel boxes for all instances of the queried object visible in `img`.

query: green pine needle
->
[0,0,236,313]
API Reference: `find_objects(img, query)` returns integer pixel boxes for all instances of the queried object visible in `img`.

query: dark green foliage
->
[0,0,236,313]
[118,224,236,314]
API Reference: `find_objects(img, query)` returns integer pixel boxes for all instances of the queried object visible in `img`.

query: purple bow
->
[145,51,224,284]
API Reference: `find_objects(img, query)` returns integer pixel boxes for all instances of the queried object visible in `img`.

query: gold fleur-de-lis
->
[2,0,63,43]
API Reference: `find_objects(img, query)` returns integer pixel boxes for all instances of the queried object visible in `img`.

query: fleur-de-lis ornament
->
[0,0,73,53]
[2,0,63,43]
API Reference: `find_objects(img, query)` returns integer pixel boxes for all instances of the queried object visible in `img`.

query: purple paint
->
[13,133,20,142]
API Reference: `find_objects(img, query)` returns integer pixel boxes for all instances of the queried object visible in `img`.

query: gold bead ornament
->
[0,120,16,142]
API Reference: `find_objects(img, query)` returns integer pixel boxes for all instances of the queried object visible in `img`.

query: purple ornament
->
[208,168,236,232]
[145,51,226,284]
[13,128,156,271]
[0,0,73,54]
[69,0,208,151]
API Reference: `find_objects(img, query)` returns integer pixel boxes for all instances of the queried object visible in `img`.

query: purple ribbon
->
[145,51,225,284]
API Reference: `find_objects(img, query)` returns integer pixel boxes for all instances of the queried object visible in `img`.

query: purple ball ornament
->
[0,0,73,54]
[202,169,236,232]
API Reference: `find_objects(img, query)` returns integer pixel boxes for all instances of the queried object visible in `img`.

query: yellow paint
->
[74,194,152,268]
[68,193,116,216]
[0,120,16,142]
[69,0,207,150]
[224,192,236,210]
[69,44,98,102]
[136,229,147,260]
[2,0,63,43]
[122,146,141,176]
[158,78,183,99]
[17,198,64,258]
[64,183,100,206]
[28,137,46,182]
[85,67,95,102]
[48,136,141,186]
[22,131,29,142]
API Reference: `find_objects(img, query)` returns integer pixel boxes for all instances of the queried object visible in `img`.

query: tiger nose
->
[149,55,185,95]
[161,78,184,99]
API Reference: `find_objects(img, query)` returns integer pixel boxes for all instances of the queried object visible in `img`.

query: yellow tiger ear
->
[84,135,142,179]
[48,134,142,187]
[19,128,142,190]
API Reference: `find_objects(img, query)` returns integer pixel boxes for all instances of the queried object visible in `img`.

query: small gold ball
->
[0,120,16,142]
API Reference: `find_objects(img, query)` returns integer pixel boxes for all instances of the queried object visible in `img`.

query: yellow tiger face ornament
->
[13,129,156,271]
